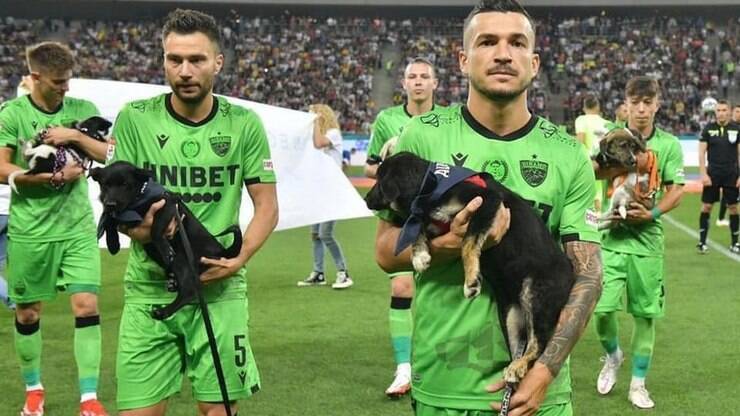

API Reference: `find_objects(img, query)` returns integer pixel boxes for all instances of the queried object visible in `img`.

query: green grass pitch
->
[0,192,737,415]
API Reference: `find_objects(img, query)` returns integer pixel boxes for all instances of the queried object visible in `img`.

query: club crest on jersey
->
[482,159,508,182]
[520,158,548,187]
[181,140,201,159]
[729,130,737,144]
[209,134,232,157]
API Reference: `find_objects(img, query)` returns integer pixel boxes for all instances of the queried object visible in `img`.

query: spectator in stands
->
[297,104,353,289]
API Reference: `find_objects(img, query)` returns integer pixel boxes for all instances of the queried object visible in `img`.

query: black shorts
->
[702,183,739,204]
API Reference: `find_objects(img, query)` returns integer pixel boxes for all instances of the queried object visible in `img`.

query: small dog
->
[596,129,658,229]
[91,161,242,319]
[9,116,111,192]
[365,152,575,385]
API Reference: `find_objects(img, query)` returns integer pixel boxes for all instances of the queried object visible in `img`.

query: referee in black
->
[697,99,740,254]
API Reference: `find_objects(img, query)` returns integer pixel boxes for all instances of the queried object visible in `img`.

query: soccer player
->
[111,10,278,415]
[716,104,740,227]
[593,76,685,409]
[363,57,441,397]
[696,100,739,253]
[374,1,603,414]
[614,103,628,127]
[0,42,109,416]
[575,93,609,211]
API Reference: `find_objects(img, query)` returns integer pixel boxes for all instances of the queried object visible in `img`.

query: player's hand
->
[487,363,553,416]
[52,163,84,185]
[736,177,740,188]
[120,199,176,243]
[42,126,81,146]
[701,173,712,186]
[200,256,245,284]
[624,201,653,223]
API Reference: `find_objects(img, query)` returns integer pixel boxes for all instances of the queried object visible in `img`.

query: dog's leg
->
[504,278,540,384]
[411,233,432,272]
[8,170,27,193]
[502,303,526,383]
[462,201,502,299]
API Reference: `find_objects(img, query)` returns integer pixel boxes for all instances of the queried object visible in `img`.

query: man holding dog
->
[696,100,739,254]
[363,57,441,397]
[0,42,110,415]
[109,9,278,416]
[592,76,685,408]
[374,1,603,414]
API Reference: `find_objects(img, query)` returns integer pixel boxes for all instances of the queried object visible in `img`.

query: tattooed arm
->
[489,240,602,415]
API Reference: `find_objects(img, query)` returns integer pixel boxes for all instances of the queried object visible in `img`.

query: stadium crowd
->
[0,14,738,133]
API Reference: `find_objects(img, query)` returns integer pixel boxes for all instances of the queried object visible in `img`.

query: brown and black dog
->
[365,152,575,385]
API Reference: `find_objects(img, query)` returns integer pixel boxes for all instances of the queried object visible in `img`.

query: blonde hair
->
[309,104,340,135]
[26,41,75,74]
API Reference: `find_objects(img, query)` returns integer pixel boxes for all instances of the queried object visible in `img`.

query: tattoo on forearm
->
[538,241,603,376]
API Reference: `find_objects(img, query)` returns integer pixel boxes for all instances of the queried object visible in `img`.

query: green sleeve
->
[109,106,137,165]
[81,100,100,120]
[662,139,685,186]
[241,111,276,185]
[0,104,19,149]
[559,151,600,244]
[367,115,388,162]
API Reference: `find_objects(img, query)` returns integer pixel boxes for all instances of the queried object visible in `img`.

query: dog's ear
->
[378,179,400,203]
[89,167,103,182]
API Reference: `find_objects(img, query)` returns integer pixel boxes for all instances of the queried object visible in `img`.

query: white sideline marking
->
[662,215,740,263]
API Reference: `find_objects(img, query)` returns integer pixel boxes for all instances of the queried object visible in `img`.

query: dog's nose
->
[104,201,117,210]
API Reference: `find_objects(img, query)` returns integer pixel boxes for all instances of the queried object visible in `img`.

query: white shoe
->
[597,349,624,395]
[629,384,655,409]
[385,367,411,398]
[297,271,326,287]
[716,219,730,227]
[331,271,353,289]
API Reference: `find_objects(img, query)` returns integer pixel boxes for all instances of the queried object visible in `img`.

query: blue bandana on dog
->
[394,162,480,255]
[97,179,167,254]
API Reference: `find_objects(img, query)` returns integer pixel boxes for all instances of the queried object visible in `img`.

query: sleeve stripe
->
[244,177,262,186]
[366,155,381,165]
[561,233,581,243]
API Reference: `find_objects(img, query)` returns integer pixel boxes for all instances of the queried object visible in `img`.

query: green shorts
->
[116,298,260,410]
[412,400,572,416]
[7,233,101,303]
[595,249,665,318]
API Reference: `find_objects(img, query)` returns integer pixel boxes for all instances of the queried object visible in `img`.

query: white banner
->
[57,79,372,247]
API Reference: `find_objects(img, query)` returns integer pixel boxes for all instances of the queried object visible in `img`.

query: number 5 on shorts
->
[234,335,247,367]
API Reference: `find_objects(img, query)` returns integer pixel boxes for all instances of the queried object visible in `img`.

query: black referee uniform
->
[700,120,739,204]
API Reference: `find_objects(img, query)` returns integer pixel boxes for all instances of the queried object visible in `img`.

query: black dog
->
[91,161,242,319]
[365,152,575,385]
[9,116,111,192]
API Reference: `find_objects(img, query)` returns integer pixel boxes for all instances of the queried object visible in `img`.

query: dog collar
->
[395,162,480,255]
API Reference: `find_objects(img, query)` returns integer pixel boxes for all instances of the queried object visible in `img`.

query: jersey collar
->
[403,102,435,118]
[27,95,63,115]
[165,93,219,127]
[462,105,537,141]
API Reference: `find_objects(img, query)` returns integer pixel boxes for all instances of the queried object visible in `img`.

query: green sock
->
[594,312,620,355]
[15,319,42,388]
[389,297,412,365]
[75,316,102,396]
[631,316,655,379]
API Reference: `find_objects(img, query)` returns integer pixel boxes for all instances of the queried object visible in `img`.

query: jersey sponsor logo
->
[482,159,508,182]
[708,129,720,137]
[181,140,201,159]
[420,113,439,127]
[262,159,274,171]
[156,133,170,149]
[451,152,469,167]
[142,161,241,188]
[729,130,737,144]
[520,157,548,187]
[209,133,232,157]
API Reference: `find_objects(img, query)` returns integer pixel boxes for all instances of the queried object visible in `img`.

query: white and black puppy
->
[91,161,242,320]
[596,128,657,230]
[365,152,575,385]
[9,116,111,192]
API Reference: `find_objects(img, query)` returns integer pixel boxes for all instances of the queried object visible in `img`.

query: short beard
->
[169,78,214,105]
[470,75,532,103]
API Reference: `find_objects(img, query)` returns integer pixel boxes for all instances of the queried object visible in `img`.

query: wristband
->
[651,207,662,220]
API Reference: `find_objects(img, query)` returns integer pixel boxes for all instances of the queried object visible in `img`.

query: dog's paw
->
[463,275,482,299]
[618,205,628,219]
[412,251,432,272]
[503,359,529,384]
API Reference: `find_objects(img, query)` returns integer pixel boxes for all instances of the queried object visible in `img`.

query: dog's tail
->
[215,225,243,258]
[8,170,27,193]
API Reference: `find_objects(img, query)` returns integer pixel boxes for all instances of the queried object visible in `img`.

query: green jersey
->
[111,93,276,304]
[392,105,599,409]
[366,104,441,164]
[0,95,99,242]
[601,125,685,256]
